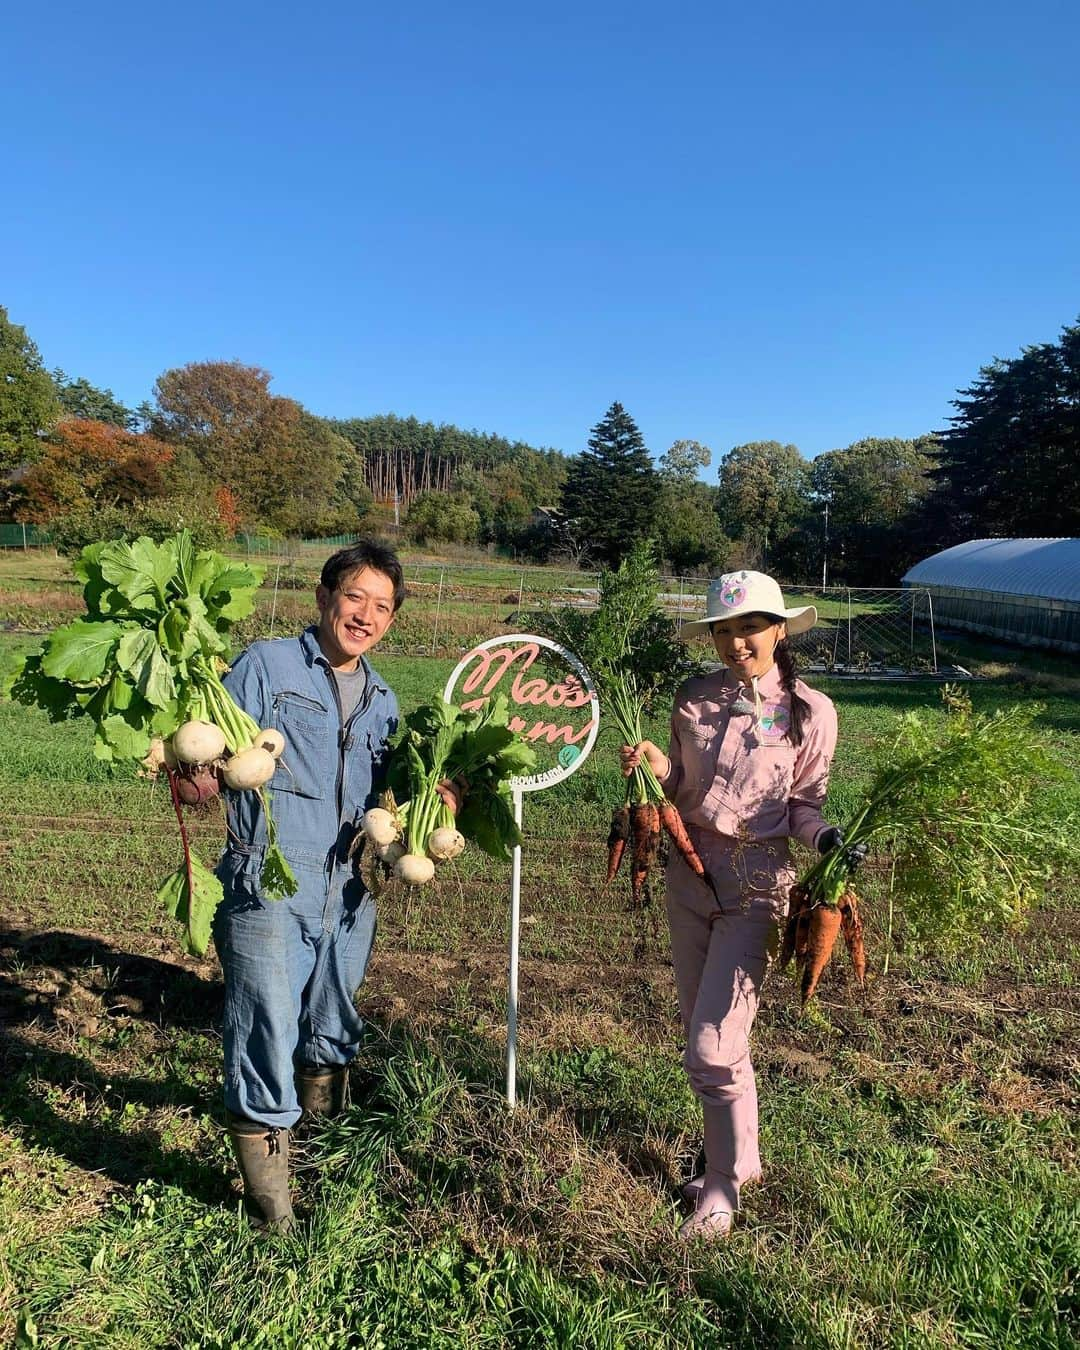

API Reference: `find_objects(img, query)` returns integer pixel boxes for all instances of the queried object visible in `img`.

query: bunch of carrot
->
[780,880,866,1005]
[603,673,717,913]
[782,686,1074,1006]
[534,542,711,938]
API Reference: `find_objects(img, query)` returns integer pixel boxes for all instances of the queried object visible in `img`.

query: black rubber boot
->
[227,1113,294,1232]
[296,1064,349,1121]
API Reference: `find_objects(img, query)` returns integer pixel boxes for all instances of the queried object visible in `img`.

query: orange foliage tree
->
[214,484,243,536]
[14,418,174,523]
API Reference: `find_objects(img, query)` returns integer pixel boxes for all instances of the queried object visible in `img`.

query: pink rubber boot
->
[678,1098,753,1242]
[681,1077,762,1203]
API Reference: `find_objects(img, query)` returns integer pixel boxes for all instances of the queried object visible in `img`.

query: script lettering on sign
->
[444,634,599,792]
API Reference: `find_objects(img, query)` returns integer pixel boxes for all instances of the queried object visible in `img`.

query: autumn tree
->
[0,305,59,475]
[13,419,174,523]
[150,361,365,532]
[560,401,659,566]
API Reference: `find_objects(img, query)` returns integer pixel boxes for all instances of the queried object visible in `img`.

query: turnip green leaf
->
[41,620,123,683]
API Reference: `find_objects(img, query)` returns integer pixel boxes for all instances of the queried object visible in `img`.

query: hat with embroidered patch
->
[680,570,817,639]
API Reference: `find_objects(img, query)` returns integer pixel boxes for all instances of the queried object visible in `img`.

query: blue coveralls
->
[212,625,398,1129]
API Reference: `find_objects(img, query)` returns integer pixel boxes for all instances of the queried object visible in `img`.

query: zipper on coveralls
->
[325,668,380,876]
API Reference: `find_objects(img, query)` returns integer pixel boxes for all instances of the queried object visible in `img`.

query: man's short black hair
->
[320,539,406,611]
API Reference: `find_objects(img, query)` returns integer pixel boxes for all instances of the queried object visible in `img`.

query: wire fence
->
[255,563,959,677]
[0,529,964,677]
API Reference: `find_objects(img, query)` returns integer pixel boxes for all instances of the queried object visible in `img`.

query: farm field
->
[0,553,1078,1348]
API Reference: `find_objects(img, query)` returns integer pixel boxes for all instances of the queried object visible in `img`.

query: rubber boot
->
[227,1113,294,1232]
[681,1075,762,1201]
[296,1064,349,1121]
[678,1102,740,1242]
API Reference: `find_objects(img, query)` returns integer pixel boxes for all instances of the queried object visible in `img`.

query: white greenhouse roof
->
[903,538,1080,602]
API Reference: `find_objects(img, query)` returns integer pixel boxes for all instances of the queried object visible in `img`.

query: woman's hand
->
[619,739,670,781]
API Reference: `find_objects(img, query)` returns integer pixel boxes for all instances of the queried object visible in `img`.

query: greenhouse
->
[902,538,1080,652]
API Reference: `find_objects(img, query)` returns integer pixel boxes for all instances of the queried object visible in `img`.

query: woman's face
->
[710,613,786,681]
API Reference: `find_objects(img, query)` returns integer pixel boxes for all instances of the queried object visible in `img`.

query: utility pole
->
[821,499,829,589]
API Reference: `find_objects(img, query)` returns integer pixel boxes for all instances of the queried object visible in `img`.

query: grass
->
[1,579,1079,1345]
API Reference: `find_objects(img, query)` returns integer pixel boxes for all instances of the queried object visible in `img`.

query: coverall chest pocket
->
[725,739,797,819]
[679,719,722,789]
[270,690,330,799]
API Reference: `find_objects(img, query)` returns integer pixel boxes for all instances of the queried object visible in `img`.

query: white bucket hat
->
[681,570,817,639]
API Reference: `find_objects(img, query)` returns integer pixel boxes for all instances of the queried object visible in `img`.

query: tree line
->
[1,304,1077,582]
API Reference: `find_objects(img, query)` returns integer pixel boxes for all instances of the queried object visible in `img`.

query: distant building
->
[902,538,1080,652]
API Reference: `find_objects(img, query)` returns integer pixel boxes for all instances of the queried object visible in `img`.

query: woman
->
[621,570,859,1240]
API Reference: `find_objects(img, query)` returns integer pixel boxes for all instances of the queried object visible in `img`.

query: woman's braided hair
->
[774,636,811,747]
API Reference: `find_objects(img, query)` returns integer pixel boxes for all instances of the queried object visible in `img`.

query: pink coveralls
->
[659,663,837,1208]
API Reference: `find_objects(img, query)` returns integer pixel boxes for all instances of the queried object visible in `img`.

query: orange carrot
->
[658,801,717,900]
[605,806,631,882]
[630,802,655,909]
[839,889,866,985]
[798,903,844,1005]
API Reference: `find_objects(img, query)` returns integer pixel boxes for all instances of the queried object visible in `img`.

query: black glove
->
[817,826,868,871]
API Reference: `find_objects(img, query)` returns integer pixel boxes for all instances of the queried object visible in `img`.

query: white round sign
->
[443,634,599,792]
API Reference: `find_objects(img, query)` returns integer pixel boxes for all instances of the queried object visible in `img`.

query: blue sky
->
[3,1,1078,465]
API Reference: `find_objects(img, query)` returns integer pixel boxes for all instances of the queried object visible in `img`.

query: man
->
[213,539,404,1230]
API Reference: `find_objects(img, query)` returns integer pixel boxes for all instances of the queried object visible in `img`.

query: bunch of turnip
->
[143,716,286,805]
[368,695,537,888]
[359,792,466,887]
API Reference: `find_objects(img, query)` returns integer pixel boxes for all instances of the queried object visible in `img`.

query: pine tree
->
[932,318,1080,539]
[560,401,659,566]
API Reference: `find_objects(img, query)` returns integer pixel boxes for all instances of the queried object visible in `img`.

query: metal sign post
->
[444,634,599,1107]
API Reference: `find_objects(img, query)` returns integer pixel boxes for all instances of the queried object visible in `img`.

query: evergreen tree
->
[0,306,60,475]
[52,369,136,429]
[933,318,1080,540]
[560,401,659,566]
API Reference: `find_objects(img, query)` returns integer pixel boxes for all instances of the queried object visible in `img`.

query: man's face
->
[315,566,397,669]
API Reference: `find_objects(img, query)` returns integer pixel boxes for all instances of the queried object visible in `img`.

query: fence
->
[256,563,962,677]
[0,534,967,677]
[0,523,53,549]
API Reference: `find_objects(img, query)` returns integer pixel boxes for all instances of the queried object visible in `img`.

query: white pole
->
[432,568,445,651]
[506,785,523,1108]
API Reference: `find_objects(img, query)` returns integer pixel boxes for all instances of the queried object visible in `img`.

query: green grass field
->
[1,556,1078,1348]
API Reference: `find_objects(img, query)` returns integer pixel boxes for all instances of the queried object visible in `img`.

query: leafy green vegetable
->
[6,530,298,949]
[155,853,224,958]
[386,695,538,861]
[8,531,264,761]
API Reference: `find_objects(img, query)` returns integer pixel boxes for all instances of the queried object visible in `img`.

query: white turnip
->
[172,720,227,765]
[377,839,406,865]
[221,746,277,790]
[427,827,465,861]
[142,737,179,774]
[362,807,399,847]
[394,853,436,886]
[255,728,286,759]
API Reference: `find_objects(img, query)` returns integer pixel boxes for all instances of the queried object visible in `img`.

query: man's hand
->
[435,777,468,815]
[817,826,868,871]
